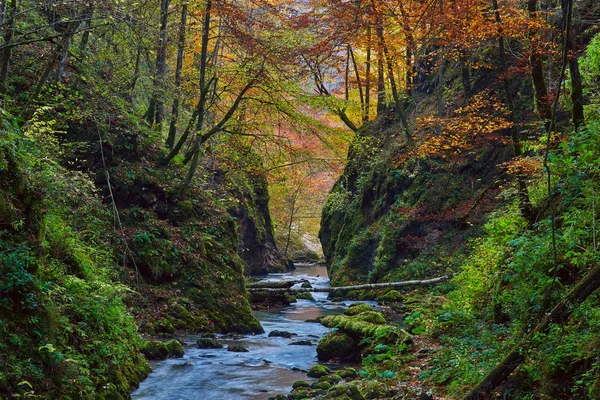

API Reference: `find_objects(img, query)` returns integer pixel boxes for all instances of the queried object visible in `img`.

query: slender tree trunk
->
[167,3,188,149]
[364,25,372,122]
[55,21,79,82]
[158,0,170,127]
[562,0,584,130]
[528,0,549,119]
[492,0,534,221]
[436,60,444,135]
[0,0,8,35]
[0,0,16,93]
[376,49,386,115]
[376,19,411,143]
[130,46,141,99]
[460,53,471,102]
[79,6,93,53]
[405,45,413,97]
[284,190,299,257]
[344,45,350,101]
[349,45,364,114]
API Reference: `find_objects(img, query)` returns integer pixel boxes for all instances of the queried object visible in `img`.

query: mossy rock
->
[322,374,342,384]
[376,290,404,303]
[227,344,249,352]
[354,311,386,325]
[316,331,358,361]
[307,365,331,378]
[344,303,373,316]
[140,340,169,360]
[339,367,358,379]
[286,294,297,303]
[301,281,313,288]
[294,390,310,399]
[165,340,184,358]
[153,318,176,334]
[324,383,366,400]
[296,292,315,301]
[196,338,223,349]
[311,381,332,390]
[292,380,310,389]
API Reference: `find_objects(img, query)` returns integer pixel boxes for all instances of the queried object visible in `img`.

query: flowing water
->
[132,263,371,400]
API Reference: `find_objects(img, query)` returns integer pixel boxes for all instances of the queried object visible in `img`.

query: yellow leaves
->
[408,90,513,161]
[501,156,543,177]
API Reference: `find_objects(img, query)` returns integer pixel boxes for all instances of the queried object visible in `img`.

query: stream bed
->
[132,264,371,400]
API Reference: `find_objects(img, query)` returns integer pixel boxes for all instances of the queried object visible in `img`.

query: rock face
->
[319,112,511,285]
[228,173,291,275]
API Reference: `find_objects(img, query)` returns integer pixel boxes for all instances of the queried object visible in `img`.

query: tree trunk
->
[463,263,600,400]
[436,60,445,134]
[460,53,471,102]
[528,0,549,119]
[79,6,94,53]
[492,0,534,221]
[377,21,411,143]
[364,25,372,122]
[54,21,79,82]
[376,48,386,115]
[0,0,16,93]
[248,275,451,293]
[147,0,170,127]
[349,45,364,114]
[167,3,188,149]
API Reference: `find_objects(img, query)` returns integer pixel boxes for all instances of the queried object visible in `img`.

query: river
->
[132,263,370,399]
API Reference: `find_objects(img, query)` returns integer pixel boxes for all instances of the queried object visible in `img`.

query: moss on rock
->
[316,331,358,361]
[307,365,331,378]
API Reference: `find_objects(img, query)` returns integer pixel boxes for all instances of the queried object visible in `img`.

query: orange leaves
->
[501,156,543,177]
[404,90,513,161]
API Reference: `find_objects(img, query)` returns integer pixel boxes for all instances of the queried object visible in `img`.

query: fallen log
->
[463,263,600,400]
[247,280,301,289]
[247,275,451,293]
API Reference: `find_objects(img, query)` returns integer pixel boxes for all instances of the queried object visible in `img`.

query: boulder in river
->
[268,330,296,338]
[140,340,169,360]
[165,339,185,358]
[196,338,223,349]
[289,340,313,346]
[296,292,315,301]
[227,344,249,352]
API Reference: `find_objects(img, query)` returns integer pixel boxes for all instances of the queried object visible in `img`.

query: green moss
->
[354,311,386,325]
[296,292,315,301]
[292,380,310,389]
[316,331,358,361]
[324,383,366,400]
[376,290,404,303]
[345,303,374,316]
[165,340,184,358]
[140,340,169,360]
[307,365,331,378]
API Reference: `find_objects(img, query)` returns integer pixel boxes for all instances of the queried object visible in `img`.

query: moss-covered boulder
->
[165,340,185,358]
[376,290,404,303]
[344,303,374,316]
[227,344,249,352]
[311,381,332,390]
[296,292,315,301]
[324,383,366,400]
[196,338,223,349]
[140,340,169,360]
[307,365,331,378]
[354,311,386,325]
[316,331,358,361]
[339,367,358,379]
[292,380,310,389]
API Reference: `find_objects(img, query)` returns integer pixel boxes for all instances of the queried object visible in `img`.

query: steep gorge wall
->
[320,111,512,286]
